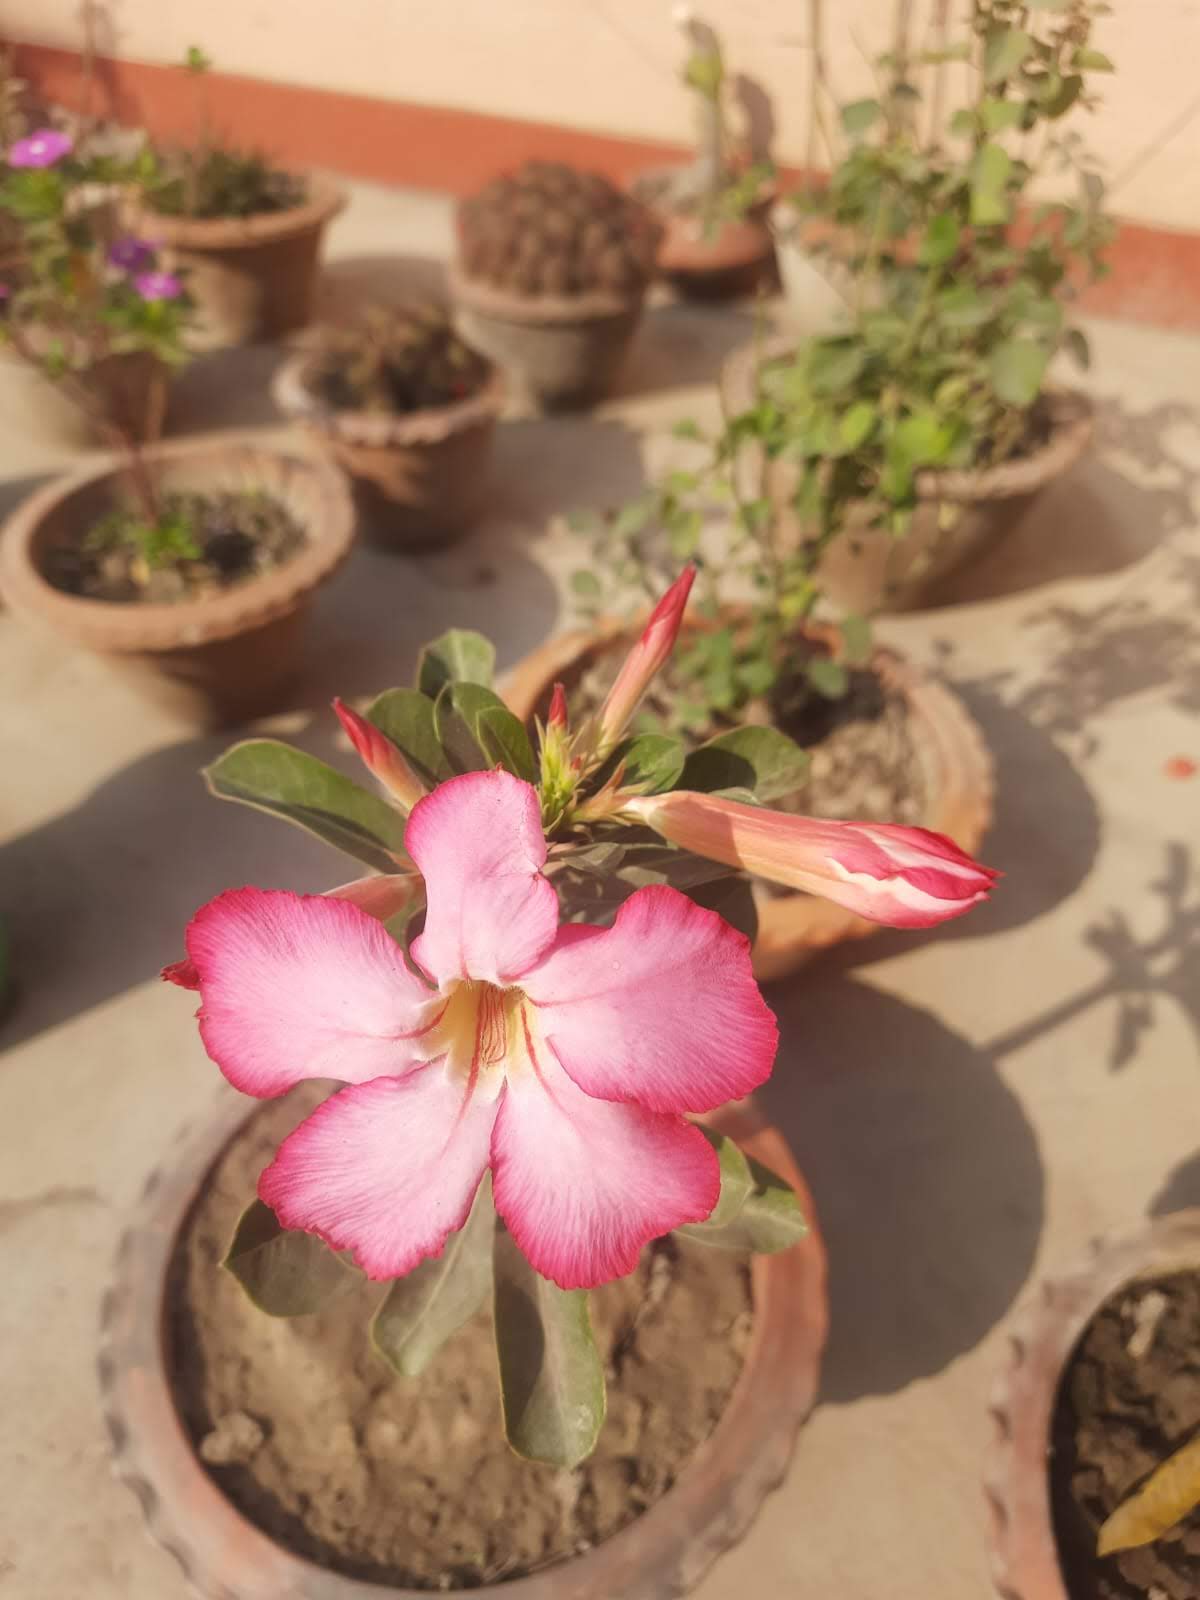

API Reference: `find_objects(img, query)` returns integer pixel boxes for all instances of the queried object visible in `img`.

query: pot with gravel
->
[273,305,503,546]
[452,160,660,407]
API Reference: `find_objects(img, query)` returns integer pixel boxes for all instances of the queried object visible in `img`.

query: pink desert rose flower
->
[625,790,998,928]
[108,236,155,272]
[168,769,777,1289]
[7,128,73,168]
[133,270,183,302]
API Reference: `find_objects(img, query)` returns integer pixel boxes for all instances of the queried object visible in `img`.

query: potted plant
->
[452,159,661,407]
[629,7,775,301]
[127,47,344,350]
[987,1208,1200,1600]
[272,303,504,546]
[103,587,992,1595]
[741,0,1112,613]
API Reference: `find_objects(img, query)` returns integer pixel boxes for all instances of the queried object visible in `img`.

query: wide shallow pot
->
[272,350,504,547]
[0,346,168,451]
[986,1209,1200,1600]
[451,267,645,408]
[0,435,355,724]
[100,1089,827,1600]
[631,167,775,301]
[130,181,346,351]
[502,616,994,982]
[723,334,1095,615]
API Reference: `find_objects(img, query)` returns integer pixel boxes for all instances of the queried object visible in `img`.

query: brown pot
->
[985,1209,1200,1600]
[632,167,776,301]
[501,616,994,982]
[272,350,504,547]
[99,1090,827,1600]
[0,435,355,725]
[129,181,346,351]
[723,335,1095,615]
[451,267,646,408]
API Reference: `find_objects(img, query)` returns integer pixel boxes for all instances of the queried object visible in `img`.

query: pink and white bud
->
[548,682,569,731]
[595,567,695,750]
[333,698,427,813]
[626,790,997,928]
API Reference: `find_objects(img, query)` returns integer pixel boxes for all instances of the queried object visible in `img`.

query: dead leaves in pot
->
[1097,1431,1200,1556]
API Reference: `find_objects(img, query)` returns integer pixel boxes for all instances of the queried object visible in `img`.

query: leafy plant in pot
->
[629,6,776,301]
[0,130,355,725]
[741,0,1112,614]
[272,303,504,547]
[452,159,661,407]
[127,46,345,350]
[103,587,994,1597]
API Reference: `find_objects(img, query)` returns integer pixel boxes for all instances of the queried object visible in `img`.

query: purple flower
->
[7,129,73,169]
[133,270,183,302]
[109,236,155,273]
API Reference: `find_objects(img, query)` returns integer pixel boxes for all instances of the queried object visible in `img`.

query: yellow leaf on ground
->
[1098,1433,1200,1556]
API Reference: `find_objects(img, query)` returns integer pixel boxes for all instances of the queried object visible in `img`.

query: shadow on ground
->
[760,972,1044,1402]
[318,252,451,319]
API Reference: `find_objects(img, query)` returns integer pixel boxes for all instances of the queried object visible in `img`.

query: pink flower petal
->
[259,1068,497,1280]
[491,1008,719,1288]
[185,887,440,1098]
[522,884,776,1113]
[333,698,427,812]
[595,566,695,749]
[406,770,559,986]
[162,957,199,989]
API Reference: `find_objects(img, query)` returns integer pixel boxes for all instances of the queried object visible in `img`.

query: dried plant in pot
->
[452,159,660,407]
[987,1209,1200,1600]
[629,10,776,302]
[273,305,503,547]
[127,47,345,350]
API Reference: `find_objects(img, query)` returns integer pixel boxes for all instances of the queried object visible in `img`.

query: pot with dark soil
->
[273,305,504,547]
[101,1086,827,1600]
[987,1210,1200,1600]
[451,160,660,407]
[0,435,354,724]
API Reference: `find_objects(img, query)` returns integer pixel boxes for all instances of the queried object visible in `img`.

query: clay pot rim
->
[99,1090,827,1600]
[723,333,1095,504]
[0,434,356,654]
[130,177,346,249]
[984,1208,1200,1600]
[499,611,995,981]
[450,264,648,326]
[272,348,505,448]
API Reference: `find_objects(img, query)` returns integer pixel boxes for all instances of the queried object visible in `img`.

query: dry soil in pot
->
[167,1088,753,1590]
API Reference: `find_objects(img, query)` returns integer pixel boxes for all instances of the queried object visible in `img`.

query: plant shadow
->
[318,252,452,321]
[760,973,1044,1402]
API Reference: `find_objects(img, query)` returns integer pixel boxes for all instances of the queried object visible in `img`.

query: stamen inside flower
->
[427,980,528,1093]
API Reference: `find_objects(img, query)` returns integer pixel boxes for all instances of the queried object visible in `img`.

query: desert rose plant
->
[166,571,995,1464]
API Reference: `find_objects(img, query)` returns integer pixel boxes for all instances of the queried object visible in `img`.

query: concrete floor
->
[1,180,1199,1599]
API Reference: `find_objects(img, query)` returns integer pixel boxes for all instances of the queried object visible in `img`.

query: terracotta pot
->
[631,167,775,301]
[100,1089,827,1600]
[272,350,504,547]
[0,435,355,725]
[451,267,646,408]
[723,334,1095,615]
[985,1209,1200,1600]
[129,181,346,351]
[0,346,168,451]
[501,617,994,981]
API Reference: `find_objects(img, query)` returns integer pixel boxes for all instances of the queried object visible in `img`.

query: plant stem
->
[927,0,952,150]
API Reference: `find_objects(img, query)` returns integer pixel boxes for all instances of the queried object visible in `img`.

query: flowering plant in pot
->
[738,0,1112,614]
[272,303,504,546]
[629,6,775,301]
[103,578,993,1596]
[128,46,344,349]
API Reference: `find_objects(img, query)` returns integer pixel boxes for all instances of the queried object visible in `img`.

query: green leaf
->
[984,27,1033,85]
[949,107,977,139]
[612,495,658,542]
[599,733,686,794]
[433,682,535,779]
[223,1199,354,1316]
[204,740,410,873]
[477,705,538,781]
[366,688,452,787]
[918,212,961,267]
[695,1127,755,1225]
[937,285,993,328]
[677,1154,807,1253]
[806,656,849,699]
[686,873,759,944]
[1041,73,1083,117]
[570,569,602,600]
[1063,326,1091,371]
[839,613,873,666]
[417,629,495,699]
[970,142,1013,225]
[493,1228,605,1467]
[1073,46,1114,72]
[681,726,808,802]
[671,418,703,441]
[371,1178,495,1376]
[989,338,1048,407]
[805,338,867,396]
[893,410,955,467]
[981,96,1026,134]
[838,401,878,451]
[1026,0,1070,9]
[840,98,881,136]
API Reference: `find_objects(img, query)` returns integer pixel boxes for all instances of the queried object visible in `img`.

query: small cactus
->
[310,306,490,414]
[457,161,660,298]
